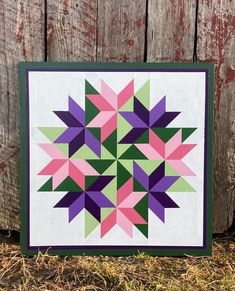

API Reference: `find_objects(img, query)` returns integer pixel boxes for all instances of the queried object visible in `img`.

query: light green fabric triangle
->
[119,160,133,175]
[117,114,132,142]
[71,145,99,159]
[101,145,116,159]
[38,127,66,142]
[102,178,117,205]
[135,80,150,109]
[85,210,99,237]
[167,177,195,192]
[119,96,133,111]
[101,208,114,221]
[165,162,180,176]
[136,160,162,175]
[103,161,117,175]
[117,144,131,158]
[55,144,68,157]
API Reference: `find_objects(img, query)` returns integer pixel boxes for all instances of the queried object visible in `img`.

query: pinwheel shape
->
[136,129,196,176]
[101,178,147,237]
[54,175,115,222]
[134,162,179,222]
[86,80,134,142]
[53,96,101,157]
[38,143,99,190]
[37,79,198,239]
[119,96,180,143]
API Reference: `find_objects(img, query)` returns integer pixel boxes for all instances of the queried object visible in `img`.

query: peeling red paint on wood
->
[47,0,97,61]
[22,41,27,59]
[15,22,24,42]
[199,6,235,110]
[0,0,234,232]
[0,146,19,173]
[197,0,235,232]
[47,23,55,45]
[135,18,144,29]
[213,13,234,110]
[0,0,44,229]
[147,0,197,62]
[97,0,146,62]
[225,67,235,84]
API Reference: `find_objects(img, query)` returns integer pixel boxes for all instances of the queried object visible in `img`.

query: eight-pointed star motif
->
[134,162,179,222]
[119,96,180,144]
[54,175,115,222]
[53,96,101,157]
[136,129,196,176]
[38,143,99,190]
[101,178,147,237]
[86,80,134,142]
[37,79,198,239]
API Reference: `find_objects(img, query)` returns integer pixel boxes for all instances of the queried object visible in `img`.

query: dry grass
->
[0,232,234,291]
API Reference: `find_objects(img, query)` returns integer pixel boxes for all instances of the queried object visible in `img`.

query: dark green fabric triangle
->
[135,130,149,143]
[102,130,117,157]
[119,145,147,160]
[87,128,101,141]
[182,128,197,142]
[55,176,83,192]
[85,176,99,189]
[117,161,132,189]
[134,195,148,238]
[85,97,99,125]
[134,194,148,221]
[135,224,148,238]
[85,80,99,94]
[152,128,197,143]
[38,178,52,191]
[152,128,179,142]
[87,160,115,174]
[134,178,147,191]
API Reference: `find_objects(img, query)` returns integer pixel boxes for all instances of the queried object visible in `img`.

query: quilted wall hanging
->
[20,63,213,256]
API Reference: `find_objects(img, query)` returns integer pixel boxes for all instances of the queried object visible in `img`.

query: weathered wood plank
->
[1,0,234,233]
[47,0,97,61]
[97,0,147,61]
[47,0,147,61]
[0,0,44,229]
[147,0,197,62]
[197,0,235,233]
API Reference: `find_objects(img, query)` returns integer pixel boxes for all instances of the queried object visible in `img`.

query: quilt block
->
[20,63,213,256]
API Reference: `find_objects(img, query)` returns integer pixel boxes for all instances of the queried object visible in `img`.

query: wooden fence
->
[0,0,234,233]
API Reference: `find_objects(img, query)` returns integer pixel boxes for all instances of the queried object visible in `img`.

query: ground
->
[0,231,234,291]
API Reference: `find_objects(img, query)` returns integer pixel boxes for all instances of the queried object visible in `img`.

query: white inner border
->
[28,71,206,247]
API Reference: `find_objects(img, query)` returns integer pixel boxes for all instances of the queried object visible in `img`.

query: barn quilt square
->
[20,63,213,256]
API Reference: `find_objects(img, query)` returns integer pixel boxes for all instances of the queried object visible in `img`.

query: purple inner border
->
[25,68,209,251]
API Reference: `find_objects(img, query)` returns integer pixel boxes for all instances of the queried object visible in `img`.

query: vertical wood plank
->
[197,0,235,232]
[1,0,233,232]
[0,0,44,229]
[147,0,197,62]
[97,0,147,61]
[47,0,97,61]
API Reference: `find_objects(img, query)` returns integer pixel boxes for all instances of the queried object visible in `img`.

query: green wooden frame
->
[19,62,214,256]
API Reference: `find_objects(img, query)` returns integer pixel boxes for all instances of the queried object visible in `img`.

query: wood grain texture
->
[197,0,235,232]
[0,0,44,229]
[147,0,197,62]
[47,0,97,61]
[1,0,234,232]
[97,0,146,61]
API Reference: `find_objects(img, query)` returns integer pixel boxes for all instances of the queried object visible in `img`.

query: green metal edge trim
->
[19,62,214,256]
